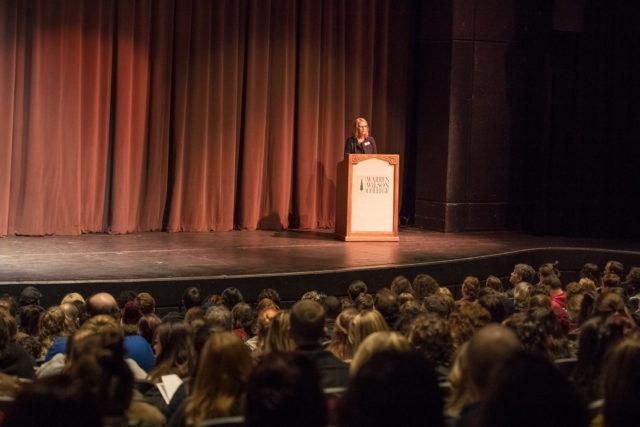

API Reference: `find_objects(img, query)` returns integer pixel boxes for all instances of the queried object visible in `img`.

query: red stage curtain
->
[0,0,415,236]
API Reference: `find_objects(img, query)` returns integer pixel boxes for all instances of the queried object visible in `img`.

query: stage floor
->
[2,228,639,285]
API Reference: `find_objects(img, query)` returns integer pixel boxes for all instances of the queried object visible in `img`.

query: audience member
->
[204,305,232,333]
[348,310,389,357]
[326,308,358,361]
[263,310,294,353]
[413,273,440,300]
[147,321,195,383]
[347,280,367,302]
[0,309,35,379]
[457,276,480,305]
[390,275,413,296]
[221,287,244,310]
[354,292,374,311]
[349,331,411,376]
[600,336,640,427]
[408,312,454,382]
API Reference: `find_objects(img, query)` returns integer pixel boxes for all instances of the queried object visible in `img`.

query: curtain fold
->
[0,0,415,236]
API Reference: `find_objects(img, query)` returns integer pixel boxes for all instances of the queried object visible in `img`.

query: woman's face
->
[356,120,369,139]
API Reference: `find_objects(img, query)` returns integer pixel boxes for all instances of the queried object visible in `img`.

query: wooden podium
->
[335,154,400,241]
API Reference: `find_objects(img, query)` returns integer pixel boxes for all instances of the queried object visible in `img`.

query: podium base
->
[335,232,400,242]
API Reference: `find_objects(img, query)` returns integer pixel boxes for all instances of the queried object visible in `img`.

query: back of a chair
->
[196,416,245,427]
[555,357,578,378]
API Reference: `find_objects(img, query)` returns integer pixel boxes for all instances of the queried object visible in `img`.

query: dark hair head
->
[538,261,560,280]
[412,274,440,300]
[116,290,137,310]
[513,264,536,284]
[408,313,453,367]
[374,289,399,324]
[257,288,281,308]
[148,321,196,382]
[290,300,325,346]
[423,294,454,318]
[338,351,443,427]
[231,302,255,333]
[390,275,413,295]
[322,295,342,319]
[485,275,504,292]
[580,263,601,284]
[348,280,368,301]
[221,287,244,310]
[602,273,621,290]
[355,293,374,312]
[604,260,624,277]
[246,352,327,427]
[543,275,563,290]
[461,276,480,301]
[602,337,640,427]
[138,313,161,345]
[18,304,44,336]
[19,286,42,307]
[479,351,589,427]
[182,287,202,310]
[477,294,506,323]
[2,374,101,427]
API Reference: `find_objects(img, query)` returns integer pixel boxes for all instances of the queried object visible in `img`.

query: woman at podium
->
[344,117,377,155]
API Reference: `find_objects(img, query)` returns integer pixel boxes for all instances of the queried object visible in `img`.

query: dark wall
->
[410,0,640,238]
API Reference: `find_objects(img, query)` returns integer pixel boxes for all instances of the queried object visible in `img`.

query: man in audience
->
[509,263,536,286]
[86,292,121,319]
[290,300,349,388]
[374,288,399,327]
[205,305,232,333]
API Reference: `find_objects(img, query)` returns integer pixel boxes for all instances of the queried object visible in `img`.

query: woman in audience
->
[445,342,470,419]
[456,276,480,305]
[138,313,162,346]
[512,282,531,312]
[245,352,326,427]
[169,332,253,427]
[0,308,36,379]
[326,308,358,361]
[263,310,295,353]
[38,306,75,359]
[338,350,443,427]
[478,351,588,427]
[599,336,640,427]
[408,312,454,382]
[350,331,411,376]
[347,310,389,358]
[147,321,196,383]
[448,303,490,349]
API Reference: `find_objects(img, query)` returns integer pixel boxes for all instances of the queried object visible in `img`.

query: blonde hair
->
[348,310,389,356]
[60,292,85,305]
[39,306,75,358]
[349,331,411,376]
[264,310,295,353]
[352,117,369,139]
[185,332,253,425]
[513,282,531,309]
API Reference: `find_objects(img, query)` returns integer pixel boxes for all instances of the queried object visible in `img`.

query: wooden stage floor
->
[1,228,639,308]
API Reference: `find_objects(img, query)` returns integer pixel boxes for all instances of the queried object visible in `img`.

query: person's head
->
[0,294,17,317]
[264,310,295,353]
[116,290,137,310]
[186,332,253,424]
[408,313,454,367]
[246,352,326,427]
[39,306,74,356]
[120,300,143,335]
[148,320,196,382]
[461,276,480,301]
[504,307,569,360]
[182,286,202,311]
[528,294,551,310]
[626,267,640,295]
[510,264,536,285]
[86,293,120,319]
[478,351,589,427]
[18,304,44,336]
[350,331,412,376]
[221,287,244,310]
[513,282,531,308]
[135,292,155,314]
[593,291,627,318]
[138,313,161,345]
[326,308,358,361]
[347,280,368,301]
[601,273,622,293]
[65,320,133,419]
[374,288,399,325]
[543,274,563,291]
[60,302,80,328]
[339,351,443,427]
[204,305,232,333]
[301,290,324,304]
[257,288,281,309]
[231,302,255,334]
[538,261,560,282]
[448,303,491,349]
[580,263,601,285]
[348,310,389,355]
[290,300,325,347]
[2,374,102,427]
[0,309,17,354]
[60,292,85,306]
[352,117,369,139]
[19,286,42,307]
[413,273,440,300]
[477,293,506,323]
[604,260,624,277]
[322,295,341,320]
[397,292,416,306]
[462,324,521,400]
[602,337,640,427]
[423,294,455,318]
[484,275,504,292]
[355,292,374,311]
[390,275,413,296]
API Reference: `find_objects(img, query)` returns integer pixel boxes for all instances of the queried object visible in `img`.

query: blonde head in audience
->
[348,310,389,356]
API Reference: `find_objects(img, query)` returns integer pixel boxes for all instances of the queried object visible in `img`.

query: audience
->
[5,259,640,427]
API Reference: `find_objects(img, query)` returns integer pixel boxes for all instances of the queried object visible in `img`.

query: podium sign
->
[335,154,400,241]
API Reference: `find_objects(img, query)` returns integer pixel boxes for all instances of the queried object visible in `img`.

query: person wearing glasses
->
[344,117,377,155]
